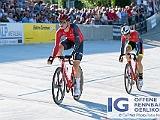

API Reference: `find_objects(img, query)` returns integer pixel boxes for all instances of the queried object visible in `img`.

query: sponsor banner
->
[113,26,121,40]
[151,14,157,28]
[106,97,160,119]
[0,23,24,45]
[24,24,56,44]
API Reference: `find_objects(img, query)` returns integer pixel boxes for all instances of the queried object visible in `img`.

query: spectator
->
[12,14,17,22]
[36,13,41,23]
[42,16,49,23]
[107,9,113,24]
[0,2,4,18]
[112,9,119,23]
[69,8,76,22]
[102,11,108,25]
[116,8,122,24]
[121,7,128,24]
[51,14,58,23]
[29,13,36,23]
[81,8,87,22]
[90,18,96,25]
[0,13,9,22]
[20,9,25,20]
[147,3,154,17]
[79,17,85,24]
[7,12,14,22]
[73,16,80,24]
[15,8,22,22]
[83,18,90,24]
[126,6,133,25]
[22,11,30,23]
[131,6,138,24]
[34,0,43,13]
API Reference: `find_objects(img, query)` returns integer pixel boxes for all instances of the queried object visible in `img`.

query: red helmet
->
[58,14,70,21]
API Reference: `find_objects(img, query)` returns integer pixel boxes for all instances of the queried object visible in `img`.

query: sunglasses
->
[59,21,67,24]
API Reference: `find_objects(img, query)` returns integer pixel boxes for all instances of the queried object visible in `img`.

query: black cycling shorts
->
[127,41,144,55]
[61,39,83,61]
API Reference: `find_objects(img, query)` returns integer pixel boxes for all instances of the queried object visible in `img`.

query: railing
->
[112,20,147,40]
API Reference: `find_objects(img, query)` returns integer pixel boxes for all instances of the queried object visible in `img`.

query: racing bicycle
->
[121,53,142,94]
[51,55,83,105]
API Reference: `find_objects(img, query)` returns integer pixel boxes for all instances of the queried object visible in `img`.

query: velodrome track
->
[0,25,160,120]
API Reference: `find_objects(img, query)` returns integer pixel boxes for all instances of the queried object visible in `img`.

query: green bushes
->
[111,0,131,7]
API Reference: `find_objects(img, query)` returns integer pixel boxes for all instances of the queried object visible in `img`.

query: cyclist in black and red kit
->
[47,14,84,96]
[119,25,144,87]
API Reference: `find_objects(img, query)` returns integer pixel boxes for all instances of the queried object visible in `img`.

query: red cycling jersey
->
[121,30,140,44]
[120,30,144,55]
[52,24,84,57]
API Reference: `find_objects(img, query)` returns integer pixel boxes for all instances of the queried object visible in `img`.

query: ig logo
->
[107,97,129,112]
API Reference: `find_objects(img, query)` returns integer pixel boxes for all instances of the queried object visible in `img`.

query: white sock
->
[76,78,80,89]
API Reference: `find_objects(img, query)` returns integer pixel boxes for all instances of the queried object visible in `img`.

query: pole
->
[68,0,70,9]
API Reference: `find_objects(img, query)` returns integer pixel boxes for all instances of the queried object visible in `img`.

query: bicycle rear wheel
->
[124,63,133,94]
[73,66,84,101]
[52,67,66,105]
[135,68,142,91]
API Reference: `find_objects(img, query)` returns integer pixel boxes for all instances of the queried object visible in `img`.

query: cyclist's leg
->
[73,42,83,95]
[73,41,83,77]
[136,42,144,80]
[57,39,73,56]
[137,55,143,78]
[125,41,135,61]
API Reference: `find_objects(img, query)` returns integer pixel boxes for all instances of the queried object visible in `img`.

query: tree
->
[75,0,85,10]
[58,0,66,8]
[80,0,110,8]
[111,0,131,7]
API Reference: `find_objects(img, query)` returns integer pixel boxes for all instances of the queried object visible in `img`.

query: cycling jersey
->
[120,30,144,56]
[52,24,84,57]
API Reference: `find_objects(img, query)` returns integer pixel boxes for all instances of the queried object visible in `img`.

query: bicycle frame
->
[128,61,138,81]
[61,59,74,89]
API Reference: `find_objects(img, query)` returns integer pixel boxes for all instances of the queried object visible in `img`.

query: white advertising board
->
[0,23,24,45]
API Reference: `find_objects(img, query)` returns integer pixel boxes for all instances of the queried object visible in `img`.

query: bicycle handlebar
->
[121,53,137,61]
[53,55,73,65]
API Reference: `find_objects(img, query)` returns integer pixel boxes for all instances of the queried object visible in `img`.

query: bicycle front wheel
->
[52,67,66,105]
[73,66,84,101]
[124,63,133,94]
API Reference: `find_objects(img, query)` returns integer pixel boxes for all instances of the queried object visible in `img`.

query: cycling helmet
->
[58,14,70,21]
[121,25,130,34]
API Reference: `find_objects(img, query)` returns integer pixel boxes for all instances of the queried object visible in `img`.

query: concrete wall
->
[56,24,113,41]
[78,25,113,41]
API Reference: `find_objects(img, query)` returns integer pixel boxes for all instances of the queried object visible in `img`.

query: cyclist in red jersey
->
[119,25,144,87]
[47,14,84,96]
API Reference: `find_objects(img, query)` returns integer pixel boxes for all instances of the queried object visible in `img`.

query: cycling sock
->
[76,78,80,89]
[139,73,143,79]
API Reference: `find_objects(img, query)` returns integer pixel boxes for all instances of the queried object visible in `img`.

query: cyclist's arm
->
[71,25,81,55]
[120,37,126,55]
[52,29,62,58]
